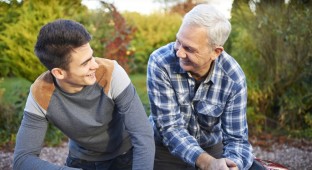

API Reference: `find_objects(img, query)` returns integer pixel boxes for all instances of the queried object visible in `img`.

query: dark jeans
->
[154,143,266,170]
[66,148,133,170]
[154,142,223,170]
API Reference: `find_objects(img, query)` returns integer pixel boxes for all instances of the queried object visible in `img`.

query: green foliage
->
[76,11,114,59]
[289,128,312,140]
[0,77,30,148]
[0,0,89,81]
[130,74,150,113]
[0,77,30,105]
[78,2,136,73]
[246,107,266,134]
[304,113,312,127]
[123,12,182,73]
[231,1,312,136]
[0,0,135,78]
[44,125,67,147]
[0,89,15,148]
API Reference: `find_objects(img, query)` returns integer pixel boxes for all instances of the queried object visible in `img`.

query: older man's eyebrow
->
[176,37,197,52]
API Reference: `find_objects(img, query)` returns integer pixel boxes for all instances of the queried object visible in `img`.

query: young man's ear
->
[212,46,224,60]
[51,68,66,79]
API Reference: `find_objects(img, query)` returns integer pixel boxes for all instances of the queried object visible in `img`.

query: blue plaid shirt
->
[147,42,253,170]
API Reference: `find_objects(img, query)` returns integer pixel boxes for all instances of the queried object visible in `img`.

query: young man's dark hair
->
[35,19,91,71]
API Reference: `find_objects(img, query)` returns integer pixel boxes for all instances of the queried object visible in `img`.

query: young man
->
[147,4,254,170]
[13,19,155,170]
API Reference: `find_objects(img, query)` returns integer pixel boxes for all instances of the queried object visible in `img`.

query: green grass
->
[0,77,31,104]
[129,74,150,114]
[0,77,30,124]
[0,77,31,149]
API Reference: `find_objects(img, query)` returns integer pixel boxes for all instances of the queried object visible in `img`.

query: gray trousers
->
[154,142,223,170]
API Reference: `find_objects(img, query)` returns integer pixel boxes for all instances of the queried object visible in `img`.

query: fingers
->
[225,158,237,168]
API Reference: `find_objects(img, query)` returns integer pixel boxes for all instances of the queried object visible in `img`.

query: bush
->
[0,77,30,149]
[78,2,136,73]
[230,1,312,136]
[123,12,182,73]
[0,0,89,81]
[0,1,135,78]
[246,107,266,134]
[0,88,16,148]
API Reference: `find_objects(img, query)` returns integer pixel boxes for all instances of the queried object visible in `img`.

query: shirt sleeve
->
[221,79,254,170]
[147,54,204,167]
[108,61,131,99]
[112,62,155,170]
[13,94,79,170]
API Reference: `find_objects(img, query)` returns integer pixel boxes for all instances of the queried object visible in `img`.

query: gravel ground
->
[1,141,312,170]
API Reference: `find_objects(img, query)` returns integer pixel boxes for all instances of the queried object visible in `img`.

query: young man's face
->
[59,43,99,92]
[174,23,220,79]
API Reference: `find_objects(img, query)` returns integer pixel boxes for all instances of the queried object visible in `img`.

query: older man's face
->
[174,23,219,79]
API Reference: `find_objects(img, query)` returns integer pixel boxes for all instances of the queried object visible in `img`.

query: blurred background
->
[0,0,311,156]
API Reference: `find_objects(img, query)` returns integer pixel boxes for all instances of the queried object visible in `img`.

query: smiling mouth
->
[87,72,95,77]
[180,59,192,65]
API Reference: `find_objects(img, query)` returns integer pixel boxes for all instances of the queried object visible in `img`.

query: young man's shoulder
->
[31,71,55,110]
[95,57,114,67]
[95,57,116,94]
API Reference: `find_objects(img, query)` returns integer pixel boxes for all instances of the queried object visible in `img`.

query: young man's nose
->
[91,58,99,69]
